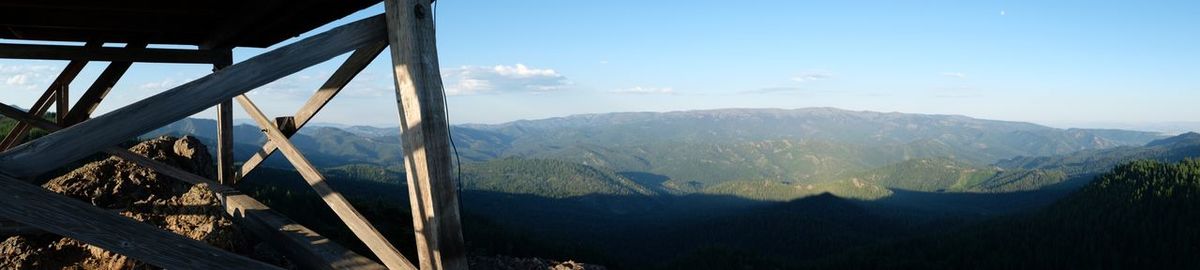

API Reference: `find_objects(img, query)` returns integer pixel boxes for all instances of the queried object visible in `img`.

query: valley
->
[136,107,1200,269]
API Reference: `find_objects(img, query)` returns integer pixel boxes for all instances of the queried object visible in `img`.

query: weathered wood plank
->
[0,103,384,270]
[213,53,236,185]
[224,194,388,270]
[0,15,388,178]
[385,1,468,269]
[0,172,283,269]
[236,95,417,270]
[55,84,68,123]
[237,41,387,179]
[0,86,57,150]
[218,100,235,185]
[61,42,145,125]
[0,42,96,151]
[0,42,232,64]
[0,217,43,236]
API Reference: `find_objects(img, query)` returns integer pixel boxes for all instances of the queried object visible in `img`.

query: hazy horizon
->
[167,106,1200,135]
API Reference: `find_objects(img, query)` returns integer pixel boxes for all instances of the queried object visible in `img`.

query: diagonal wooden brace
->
[237,41,387,180]
[236,95,417,270]
[0,15,389,178]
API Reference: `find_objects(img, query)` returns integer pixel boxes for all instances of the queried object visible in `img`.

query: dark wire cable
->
[431,0,468,228]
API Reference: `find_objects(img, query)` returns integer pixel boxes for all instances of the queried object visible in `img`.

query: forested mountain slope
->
[818,159,1200,269]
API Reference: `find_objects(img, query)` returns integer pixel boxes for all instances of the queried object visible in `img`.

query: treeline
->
[813,159,1200,269]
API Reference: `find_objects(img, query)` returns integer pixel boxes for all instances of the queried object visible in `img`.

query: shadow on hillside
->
[867,173,1097,216]
[238,167,1099,270]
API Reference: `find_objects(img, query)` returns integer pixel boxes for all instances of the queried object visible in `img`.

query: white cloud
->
[941,72,967,79]
[612,86,674,95]
[442,64,570,95]
[0,64,58,90]
[791,71,834,82]
[742,86,805,94]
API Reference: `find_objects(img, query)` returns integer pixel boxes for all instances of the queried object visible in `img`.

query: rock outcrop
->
[0,136,283,270]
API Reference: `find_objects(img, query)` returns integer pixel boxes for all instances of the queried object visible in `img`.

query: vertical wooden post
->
[54,84,68,124]
[62,42,146,125]
[385,0,468,269]
[214,51,235,185]
[0,41,99,150]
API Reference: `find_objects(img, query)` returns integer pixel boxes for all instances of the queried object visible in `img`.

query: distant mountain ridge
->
[150,108,1170,195]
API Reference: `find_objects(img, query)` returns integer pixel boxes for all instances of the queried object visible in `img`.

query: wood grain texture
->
[0,42,96,151]
[0,172,283,269]
[0,42,231,64]
[0,15,388,178]
[62,42,145,125]
[55,84,68,123]
[237,95,417,270]
[237,41,387,179]
[224,194,388,270]
[385,0,468,269]
[0,103,383,269]
[218,100,235,184]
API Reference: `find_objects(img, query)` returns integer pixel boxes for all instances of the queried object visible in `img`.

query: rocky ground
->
[0,136,287,270]
[0,135,602,270]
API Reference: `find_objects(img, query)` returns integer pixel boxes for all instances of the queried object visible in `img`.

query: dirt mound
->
[0,136,284,270]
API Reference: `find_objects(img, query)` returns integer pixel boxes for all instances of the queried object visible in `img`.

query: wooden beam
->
[275,116,298,135]
[0,103,383,269]
[0,217,43,236]
[0,86,54,150]
[214,56,235,185]
[218,100,234,185]
[0,42,97,151]
[0,15,388,178]
[62,42,145,125]
[0,172,283,269]
[385,1,468,269]
[238,41,387,179]
[236,95,417,270]
[0,43,232,64]
[224,194,388,270]
[55,84,68,123]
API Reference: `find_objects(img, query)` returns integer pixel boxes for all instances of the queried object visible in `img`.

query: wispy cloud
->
[138,78,182,91]
[0,64,58,90]
[612,86,674,95]
[941,72,967,79]
[442,64,570,95]
[792,71,834,83]
[741,86,807,94]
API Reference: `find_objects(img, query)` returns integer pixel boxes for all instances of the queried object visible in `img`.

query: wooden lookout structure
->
[0,0,465,269]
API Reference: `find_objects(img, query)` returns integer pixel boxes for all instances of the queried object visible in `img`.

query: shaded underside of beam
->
[0,43,229,64]
[0,14,388,178]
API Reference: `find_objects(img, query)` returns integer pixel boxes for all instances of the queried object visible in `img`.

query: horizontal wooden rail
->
[0,43,231,64]
[0,14,389,178]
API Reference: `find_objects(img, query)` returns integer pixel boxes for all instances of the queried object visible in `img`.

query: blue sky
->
[1,0,1197,128]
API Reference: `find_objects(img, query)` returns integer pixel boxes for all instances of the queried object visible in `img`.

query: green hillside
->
[819,159,1200,269]
[703,179,890,201]
[462,158,657,198]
